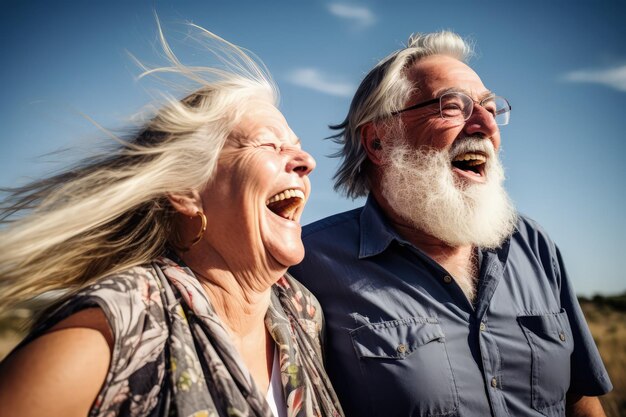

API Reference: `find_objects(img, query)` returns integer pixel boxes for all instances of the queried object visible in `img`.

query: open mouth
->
[265,189,305,221]
[451,152,487,178]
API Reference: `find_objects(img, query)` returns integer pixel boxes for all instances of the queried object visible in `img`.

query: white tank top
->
[266,347,287,417]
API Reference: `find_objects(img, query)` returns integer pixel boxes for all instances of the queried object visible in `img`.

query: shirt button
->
[479,322,486,331]
[491,377,498,388]
[443,275,453,284]
[559,332,566,342]
[397,343,407,354]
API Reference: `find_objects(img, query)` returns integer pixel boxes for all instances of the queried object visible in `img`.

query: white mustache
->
[448,137,496,160]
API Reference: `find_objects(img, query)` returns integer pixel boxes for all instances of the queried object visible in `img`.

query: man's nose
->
[463,105,500,147]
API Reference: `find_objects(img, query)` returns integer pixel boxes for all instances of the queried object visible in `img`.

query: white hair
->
[331,31,473,199]
[0,22,278,315]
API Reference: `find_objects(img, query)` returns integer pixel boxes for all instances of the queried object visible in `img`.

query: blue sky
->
[2,1,625,296]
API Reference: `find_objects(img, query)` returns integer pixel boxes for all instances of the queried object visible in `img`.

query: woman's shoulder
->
[84,262,163,301]
[26,261,168,350]
[0,307,115,417]
[47,262,169,415]
[2,261,171,417]
[36,263,165,334]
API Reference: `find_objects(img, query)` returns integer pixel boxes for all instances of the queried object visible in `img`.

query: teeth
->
[265,189,305,206]
[452,152,487,163]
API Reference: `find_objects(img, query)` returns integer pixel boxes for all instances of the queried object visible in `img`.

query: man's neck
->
[399,221,479,302]
[373,190,479,301]
[392,218,474,268]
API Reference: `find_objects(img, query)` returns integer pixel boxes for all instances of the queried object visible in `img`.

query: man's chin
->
[381,143,517,249]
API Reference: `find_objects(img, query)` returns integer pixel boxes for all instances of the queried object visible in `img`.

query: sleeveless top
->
[21,256,344,417]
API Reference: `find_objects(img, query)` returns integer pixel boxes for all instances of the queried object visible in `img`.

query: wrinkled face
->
[397,55,501,186]
[200,99,315,272]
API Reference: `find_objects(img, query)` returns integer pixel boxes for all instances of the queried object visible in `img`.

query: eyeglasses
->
[389,91,512,126]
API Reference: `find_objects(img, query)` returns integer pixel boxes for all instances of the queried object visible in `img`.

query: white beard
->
[380,137,517,249]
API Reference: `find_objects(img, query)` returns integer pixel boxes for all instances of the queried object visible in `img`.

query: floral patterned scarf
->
[22,256,344,417]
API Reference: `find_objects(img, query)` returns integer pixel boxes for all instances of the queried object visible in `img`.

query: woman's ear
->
[167,190,203,217]
[361,122,385,166]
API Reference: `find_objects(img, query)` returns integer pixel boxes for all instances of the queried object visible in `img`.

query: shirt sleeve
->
[556,246,613,396]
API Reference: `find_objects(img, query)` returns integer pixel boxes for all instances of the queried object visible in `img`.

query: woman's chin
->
[264,240,305,270]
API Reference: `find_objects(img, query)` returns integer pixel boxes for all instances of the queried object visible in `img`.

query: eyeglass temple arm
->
[389,98,440,117]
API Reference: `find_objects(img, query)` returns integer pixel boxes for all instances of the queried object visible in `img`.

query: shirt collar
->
[359,195,410,259]
[358,194,514,263]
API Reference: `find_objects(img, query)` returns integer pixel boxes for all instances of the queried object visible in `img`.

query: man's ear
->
[361,122,385,166]
[167,190,203,217]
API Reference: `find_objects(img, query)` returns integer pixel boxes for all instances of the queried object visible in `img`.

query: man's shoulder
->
[513,213,555,245]
[510,214,562,270]
[302,206,363,239]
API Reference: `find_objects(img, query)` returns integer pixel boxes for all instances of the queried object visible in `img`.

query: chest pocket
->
[350,317,458,417]
[518,309,574,416]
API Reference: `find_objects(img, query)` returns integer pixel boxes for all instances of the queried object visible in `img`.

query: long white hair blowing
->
[0,21,278,315]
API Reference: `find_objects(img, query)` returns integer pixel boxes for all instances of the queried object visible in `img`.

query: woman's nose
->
[287,148,316,176]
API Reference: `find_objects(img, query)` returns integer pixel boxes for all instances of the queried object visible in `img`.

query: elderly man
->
[289,31,612,417]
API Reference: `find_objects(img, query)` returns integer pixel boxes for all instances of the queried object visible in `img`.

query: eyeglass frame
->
[388,91,512,125]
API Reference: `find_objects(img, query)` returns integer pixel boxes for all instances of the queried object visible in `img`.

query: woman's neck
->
[189,264,274,336]
[180,247,280,393]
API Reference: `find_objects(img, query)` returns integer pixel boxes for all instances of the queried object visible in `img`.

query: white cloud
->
[286,68,355,97]
[327,3,375,27]
[562,65,626,92]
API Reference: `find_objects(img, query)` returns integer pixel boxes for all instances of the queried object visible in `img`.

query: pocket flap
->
[350,317,444,359]
[517,309,571,342]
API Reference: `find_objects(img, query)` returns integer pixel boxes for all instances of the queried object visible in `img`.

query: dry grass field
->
[1,295,624,416]
[579,294,626,417]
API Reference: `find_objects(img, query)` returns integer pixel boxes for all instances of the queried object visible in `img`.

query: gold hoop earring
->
[171,210,207,252]
[189,211,207,248]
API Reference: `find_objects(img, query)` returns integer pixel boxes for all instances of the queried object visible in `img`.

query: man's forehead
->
[406,55,488,95]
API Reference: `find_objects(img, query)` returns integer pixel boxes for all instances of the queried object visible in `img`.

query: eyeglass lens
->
[439,92,510,126]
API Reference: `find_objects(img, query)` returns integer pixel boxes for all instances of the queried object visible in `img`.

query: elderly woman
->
[0,26,343,417]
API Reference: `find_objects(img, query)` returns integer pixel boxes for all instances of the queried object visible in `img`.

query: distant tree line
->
[579,292,626,312]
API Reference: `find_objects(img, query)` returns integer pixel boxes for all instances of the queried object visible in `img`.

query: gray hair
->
[330,31,473,199]
[0,22,278,314]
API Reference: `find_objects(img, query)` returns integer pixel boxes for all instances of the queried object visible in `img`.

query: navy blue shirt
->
[290,196,612,417]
